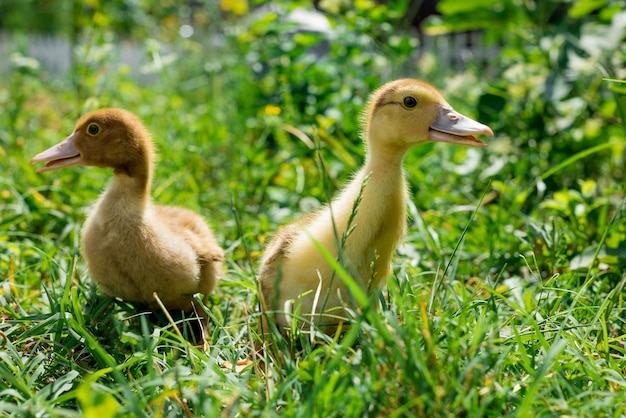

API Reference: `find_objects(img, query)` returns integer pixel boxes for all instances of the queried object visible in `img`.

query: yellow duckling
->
[258,79,493,334]
[31,108,224,314]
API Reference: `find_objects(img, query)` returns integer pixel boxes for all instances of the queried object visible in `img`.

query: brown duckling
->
[32,108,224,317]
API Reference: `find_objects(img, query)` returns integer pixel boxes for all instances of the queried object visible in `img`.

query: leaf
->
[569,0,609,18]
[38,370,80,401]
[578,179,597,197]
[437,0,498,15]
[77,377,121,418]
[569,245,605,270]
[607,83,626,95]
[603,78,626,84]
[570,244,626,270]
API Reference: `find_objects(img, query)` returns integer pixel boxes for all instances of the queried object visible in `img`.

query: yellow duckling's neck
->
[321,150,407,289]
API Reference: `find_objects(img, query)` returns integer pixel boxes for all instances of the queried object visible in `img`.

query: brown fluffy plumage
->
[32,108,224,311]
[258,79,493,334]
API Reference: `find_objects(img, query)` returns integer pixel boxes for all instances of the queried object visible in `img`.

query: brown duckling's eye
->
[87,123,100,136]
[403,96,418,109]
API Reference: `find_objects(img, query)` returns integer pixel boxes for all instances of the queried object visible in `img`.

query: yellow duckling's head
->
[363,79,493,157]
[31,108,154,177]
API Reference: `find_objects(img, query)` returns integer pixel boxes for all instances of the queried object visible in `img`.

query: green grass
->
[2,5,626,416]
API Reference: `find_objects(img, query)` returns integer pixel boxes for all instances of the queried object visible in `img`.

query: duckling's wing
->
[154,205,224,294]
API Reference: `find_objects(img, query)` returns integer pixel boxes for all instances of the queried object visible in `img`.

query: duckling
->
[258,79,493,334]
[31,108,224,315]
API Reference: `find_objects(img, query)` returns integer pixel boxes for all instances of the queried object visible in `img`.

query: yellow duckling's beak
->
[429,104,493,148]
[31,131,83,173]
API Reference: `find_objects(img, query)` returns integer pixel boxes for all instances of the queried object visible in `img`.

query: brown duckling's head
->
[32,108,154,177]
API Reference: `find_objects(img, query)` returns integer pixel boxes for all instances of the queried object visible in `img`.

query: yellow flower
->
[264,104,281,116]
[221,0,249,16]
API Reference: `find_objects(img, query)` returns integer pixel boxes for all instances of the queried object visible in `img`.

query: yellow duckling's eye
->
[403,96,418,109]
[87,123,101,136]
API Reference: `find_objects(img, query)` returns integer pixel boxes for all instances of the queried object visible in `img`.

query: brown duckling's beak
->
[31,132,82,173]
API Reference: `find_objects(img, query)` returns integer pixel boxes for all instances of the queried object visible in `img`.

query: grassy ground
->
[2,5,626,417]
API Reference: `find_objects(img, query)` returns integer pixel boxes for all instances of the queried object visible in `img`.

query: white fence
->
[0,29,496,81]
[0,32,149,80]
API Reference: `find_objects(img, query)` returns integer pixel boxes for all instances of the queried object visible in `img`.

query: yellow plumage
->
[258,79,493,334]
